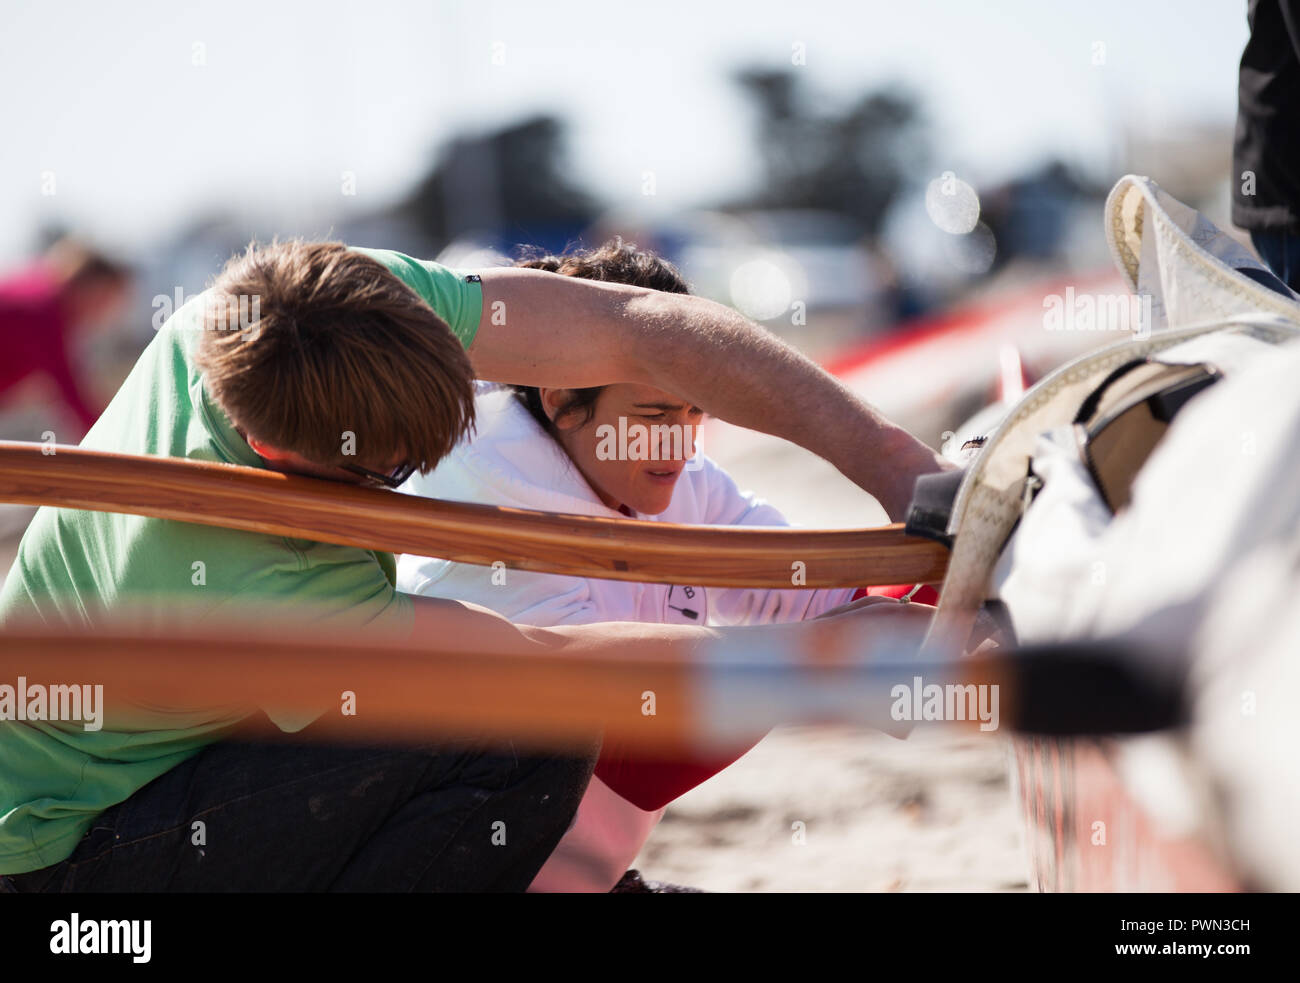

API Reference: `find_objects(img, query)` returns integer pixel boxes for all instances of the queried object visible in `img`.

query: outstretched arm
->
[466,266,948,519]
[410,590,931,677]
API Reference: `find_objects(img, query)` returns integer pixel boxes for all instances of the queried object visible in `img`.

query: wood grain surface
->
[0,441,948,588]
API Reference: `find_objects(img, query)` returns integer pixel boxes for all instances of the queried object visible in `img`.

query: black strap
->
[1072,357,1150,425]
[904,467,967,547]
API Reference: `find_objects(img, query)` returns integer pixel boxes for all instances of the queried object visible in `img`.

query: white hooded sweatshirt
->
[396,383,855,890]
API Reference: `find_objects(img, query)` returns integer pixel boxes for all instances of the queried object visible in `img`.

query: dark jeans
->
[1251,229,1300,293]
[0,716,596,892]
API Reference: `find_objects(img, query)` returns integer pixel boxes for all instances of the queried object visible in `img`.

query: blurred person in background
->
[0,238,132,436]
[1233,0,1300,291]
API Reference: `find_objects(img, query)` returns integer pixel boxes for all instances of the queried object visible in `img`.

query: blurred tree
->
[401,115,600,252]
[733,69,929,239]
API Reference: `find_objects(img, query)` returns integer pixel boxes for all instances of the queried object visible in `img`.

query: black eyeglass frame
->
[339,461,418,489]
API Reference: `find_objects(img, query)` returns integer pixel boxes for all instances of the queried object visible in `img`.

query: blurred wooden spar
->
[0,623,996,751]
[0,441,947,588]
[0,625,700,751]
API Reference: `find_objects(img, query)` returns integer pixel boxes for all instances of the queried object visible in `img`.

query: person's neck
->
[558,439,627,515]
[589,480,628,515]
[582,468,631,515]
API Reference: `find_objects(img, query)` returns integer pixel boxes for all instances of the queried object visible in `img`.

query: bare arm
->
[411,591,715,675]
[466,266,949,519]
[410,590,930,670]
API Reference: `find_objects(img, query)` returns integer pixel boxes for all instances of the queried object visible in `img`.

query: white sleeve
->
[394,408,621,628]
[397,552,624,628]
[692,456,857,626]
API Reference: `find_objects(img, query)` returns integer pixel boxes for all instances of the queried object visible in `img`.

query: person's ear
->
[538,388,573,426]
[244,434,288,463]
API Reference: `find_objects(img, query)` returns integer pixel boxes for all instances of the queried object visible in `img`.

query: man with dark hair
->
[507,238,691,437]
[0,239,940,892]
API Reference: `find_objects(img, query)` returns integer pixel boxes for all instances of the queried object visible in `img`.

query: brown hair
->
[196,239,476,473]
[512,238,689,433]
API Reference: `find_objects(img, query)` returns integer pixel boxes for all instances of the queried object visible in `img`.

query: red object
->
[852,583,941,605]
[594,739,761,813]
[0,262,100,432]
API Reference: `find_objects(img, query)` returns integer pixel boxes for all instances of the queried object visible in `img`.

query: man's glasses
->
[339,461,418,489]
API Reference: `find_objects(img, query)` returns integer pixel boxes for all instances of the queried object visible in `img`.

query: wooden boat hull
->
[1012,735,1239,892]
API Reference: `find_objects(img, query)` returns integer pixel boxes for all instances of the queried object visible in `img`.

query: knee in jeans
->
[474,742,597,794]
[527,743,600,814]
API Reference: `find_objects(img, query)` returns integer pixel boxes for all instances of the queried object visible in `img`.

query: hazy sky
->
[1,0,1249,263]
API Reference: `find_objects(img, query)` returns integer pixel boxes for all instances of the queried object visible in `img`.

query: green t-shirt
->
[0,248,482,875]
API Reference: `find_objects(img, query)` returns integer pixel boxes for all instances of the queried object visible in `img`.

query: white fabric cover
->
[1002,340,1300,888]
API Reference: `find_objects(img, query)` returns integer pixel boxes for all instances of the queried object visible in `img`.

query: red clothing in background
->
[0,263,99,432]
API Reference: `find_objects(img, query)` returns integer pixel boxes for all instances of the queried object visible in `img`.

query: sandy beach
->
[634,725,1028,892]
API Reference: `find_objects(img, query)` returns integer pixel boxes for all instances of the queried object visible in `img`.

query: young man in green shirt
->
[0,240,942,891]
